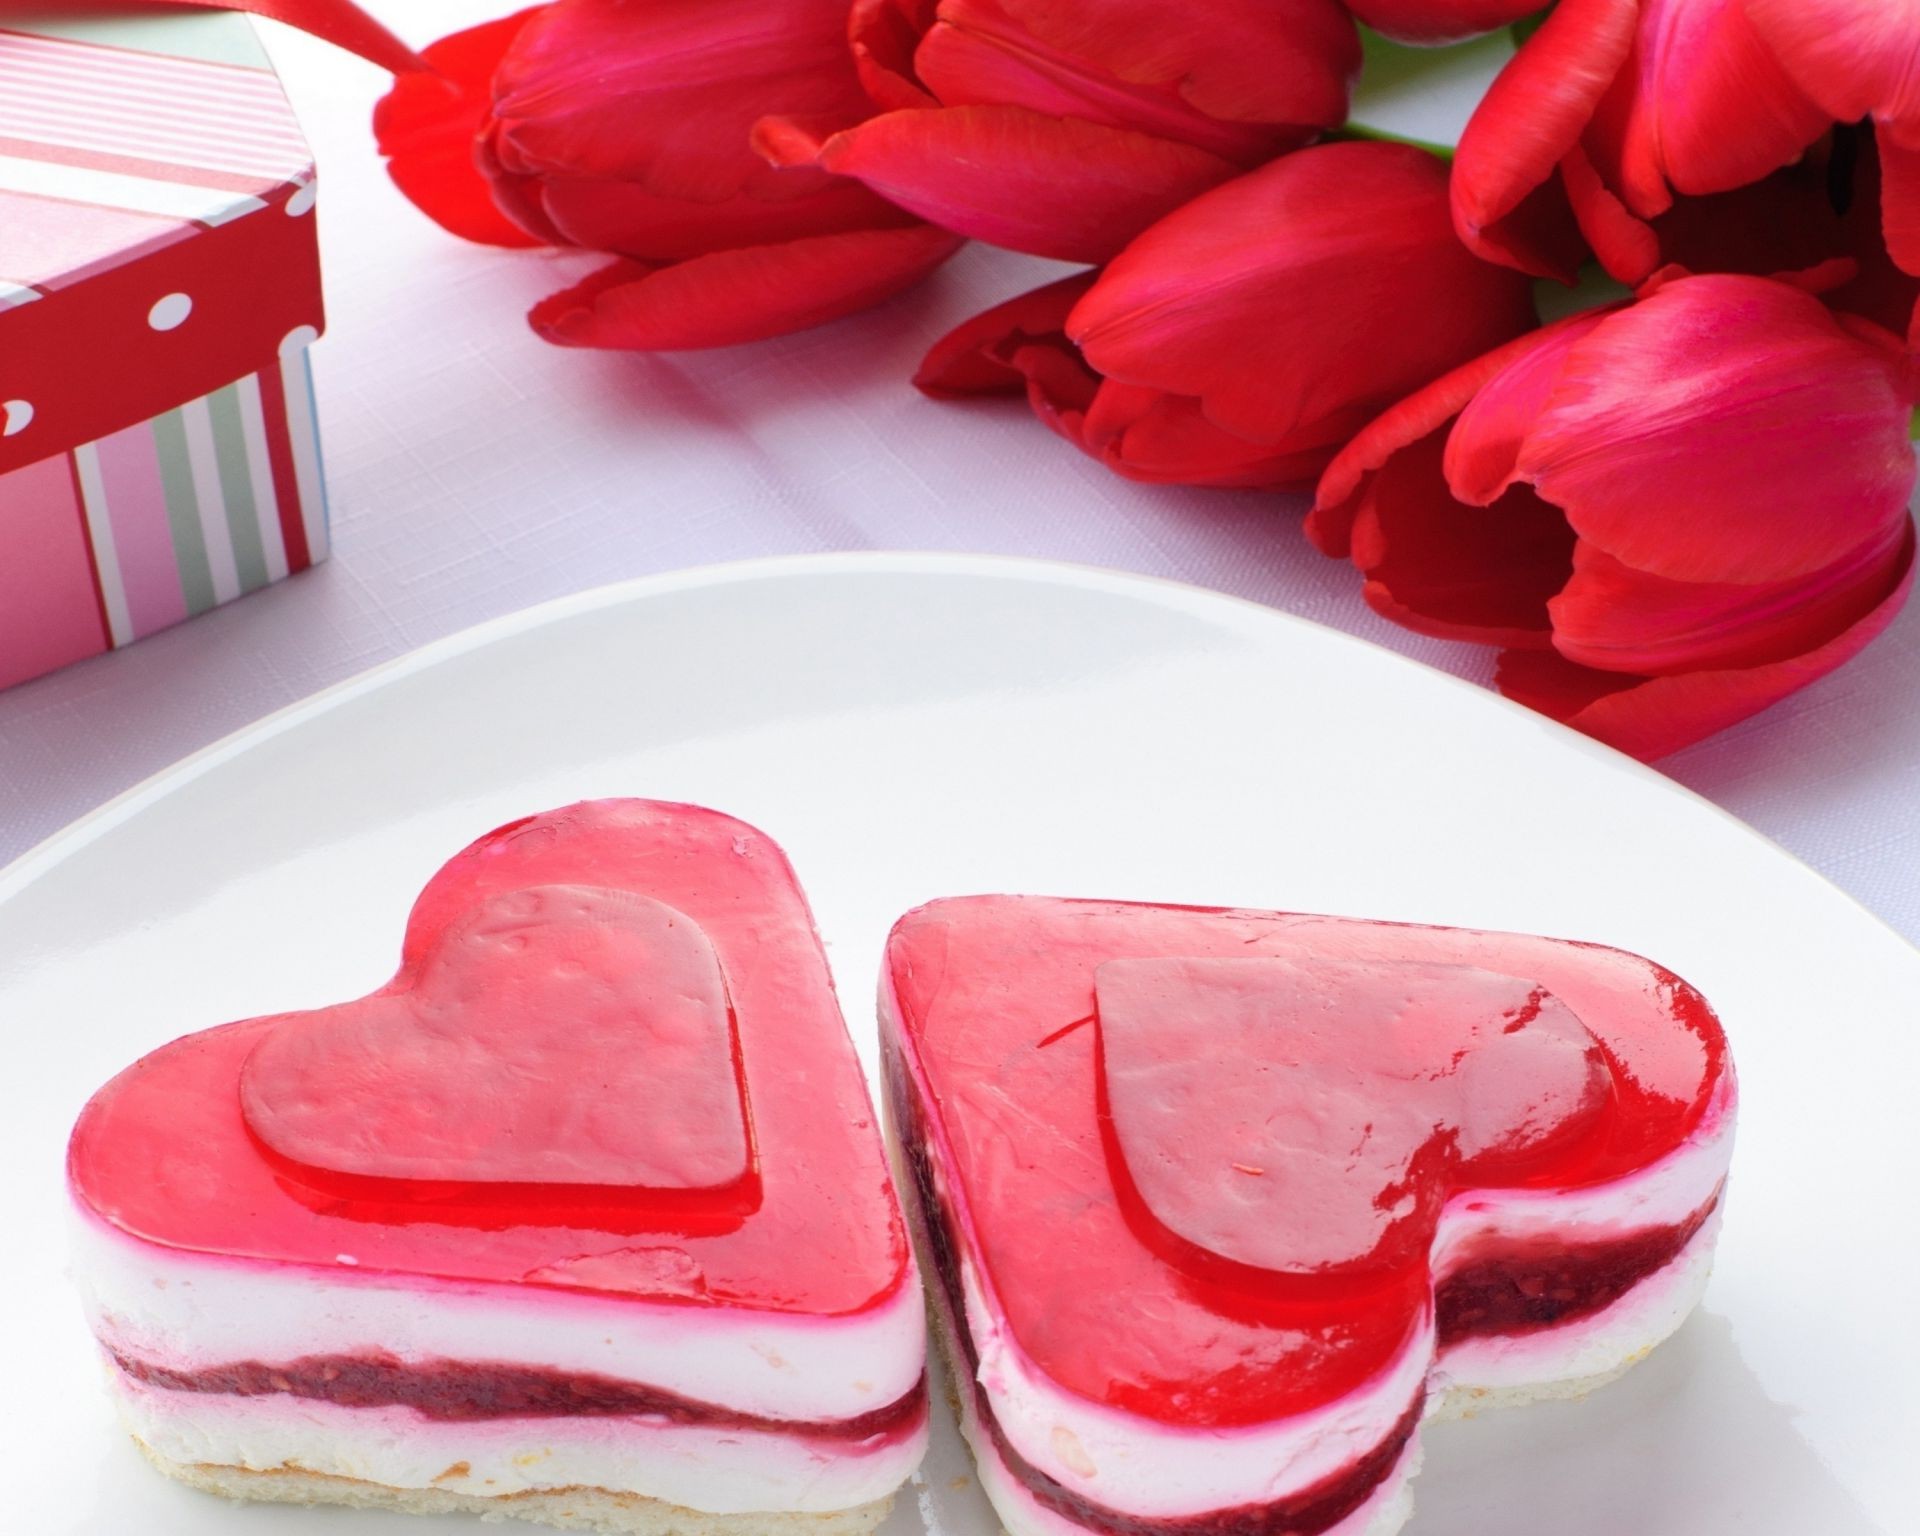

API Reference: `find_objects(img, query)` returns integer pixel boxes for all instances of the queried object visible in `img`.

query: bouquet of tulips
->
[376,0,1920,761]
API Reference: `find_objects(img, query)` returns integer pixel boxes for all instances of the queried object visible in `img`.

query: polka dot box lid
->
[0,5,328,692]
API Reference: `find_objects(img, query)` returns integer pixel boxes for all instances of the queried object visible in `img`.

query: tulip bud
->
[918,142,1538,490]
[376,0,963,350]
[762,0,1361,263]
[1311,273,1917,759]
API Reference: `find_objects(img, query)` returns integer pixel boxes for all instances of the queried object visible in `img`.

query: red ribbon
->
[60,0,426,73]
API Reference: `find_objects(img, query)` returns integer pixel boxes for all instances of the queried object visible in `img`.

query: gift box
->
[0,4,327,691]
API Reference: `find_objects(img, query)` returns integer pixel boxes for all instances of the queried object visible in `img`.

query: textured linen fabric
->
[0,5,1913,940]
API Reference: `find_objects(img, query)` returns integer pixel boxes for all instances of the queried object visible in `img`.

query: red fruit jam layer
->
[884,897,1729,1428]
[109,1349,927,1440]
[1436,1197,1717,1344]
[68,803,910,1316]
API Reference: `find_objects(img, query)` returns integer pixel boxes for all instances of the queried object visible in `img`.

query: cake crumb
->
[433,1462,470,1483]
[948,1476,971,1491]
[1050,1426,1097,1480]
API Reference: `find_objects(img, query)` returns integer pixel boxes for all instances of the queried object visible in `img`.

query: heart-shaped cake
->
[881,896,1734,1536]
[67,800,927,1535]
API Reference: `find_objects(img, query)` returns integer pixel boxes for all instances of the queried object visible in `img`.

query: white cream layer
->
[111,1370,925,1514]
[885,977,1735,1524]
[73,1206,926,1425]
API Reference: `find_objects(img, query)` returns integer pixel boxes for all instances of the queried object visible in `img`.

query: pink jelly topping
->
[69,801,909,1316]
[1098,957,1611,1282]
[241,887,754,1213]
[885,897,1729,1427]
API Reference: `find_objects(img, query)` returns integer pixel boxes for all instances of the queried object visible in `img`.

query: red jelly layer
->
[109,1350,927,1440]
[884,897,1729,1427]
[69,802,909,1316]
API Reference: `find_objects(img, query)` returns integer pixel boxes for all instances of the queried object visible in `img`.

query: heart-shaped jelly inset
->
[1096,956,1612,1280]
[240,884,753,1205]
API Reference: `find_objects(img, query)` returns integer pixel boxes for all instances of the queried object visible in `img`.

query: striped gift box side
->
[0,345,327,688]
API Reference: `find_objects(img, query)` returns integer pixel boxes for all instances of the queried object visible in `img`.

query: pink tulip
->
[917,142,1538,489]
[1309,273,1917,760]
[1344,0,1545,45]
[375,0,963,350]
[757,0,1360,263]
[1452,0,1835,284]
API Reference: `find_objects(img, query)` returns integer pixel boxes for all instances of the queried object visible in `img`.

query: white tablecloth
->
[2,5,1915,942]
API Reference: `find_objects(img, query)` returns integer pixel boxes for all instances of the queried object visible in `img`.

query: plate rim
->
[3,551,1908,957]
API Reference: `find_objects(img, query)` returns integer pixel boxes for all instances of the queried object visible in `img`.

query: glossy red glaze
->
[884,897,1728,1426]
[69,801,909,1315]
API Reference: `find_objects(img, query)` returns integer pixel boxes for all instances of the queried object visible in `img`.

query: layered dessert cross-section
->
[69,800,928,1535]
[880,897,1734,1536]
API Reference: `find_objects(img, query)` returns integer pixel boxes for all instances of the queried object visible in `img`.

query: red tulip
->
[1344,0,1545,45]
[1452,0,1833,284]
[375,0,963,350]
[1309,273,1917,760]
[757,0,1360,263]
[917,142,1538,489]
[1745,0,1920,277]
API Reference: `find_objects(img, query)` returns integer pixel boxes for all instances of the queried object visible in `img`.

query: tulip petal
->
[1745,0,1920,134]
[1309,321,1576,557]
[534,156,913,261]
[1446,309,1613,504]
[787,104,1240,262]
[373,9,546,248]
[528,224,964,350]
[1559,141,1660,284]
[1519,274,1919,584]
[1583,0,1826,219]
[1350,429,1576,647]
[493,0,876,201]
[1498,521,1916,758]
[851,0,940,109]
[914,273,1097,396]
[1550,516,1913,675]
[1081,384,1345,490]
[1070,142,1539,450]
[1002,338,1106,436]
[1344,0,1544,46]
[1879,128,1920,278]
[913,0,1355,162]
[1453,0,1639,279]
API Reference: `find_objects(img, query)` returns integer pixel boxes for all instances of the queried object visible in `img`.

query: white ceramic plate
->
[4,555,1913,1536]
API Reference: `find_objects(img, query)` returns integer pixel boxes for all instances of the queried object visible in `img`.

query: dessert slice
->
[69,800,927,1535]
[881,897,1734,1536]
